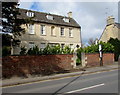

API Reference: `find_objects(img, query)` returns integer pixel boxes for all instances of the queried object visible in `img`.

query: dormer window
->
[26,11,34,17]
[63,18,69,23]
[46,15,53,20]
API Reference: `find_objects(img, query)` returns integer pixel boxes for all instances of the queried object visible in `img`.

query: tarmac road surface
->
[2,69,118,94]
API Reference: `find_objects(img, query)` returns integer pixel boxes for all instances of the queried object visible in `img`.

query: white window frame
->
[70,44,73,49]
[60,27,65,36]
[28,24,35,34]
[40,43,46,49]
[69,28,73,37]
[63,18,69,23]
[41,25,46,35]
[26,12,34,17]
[29,42,35,48]
[46,15,53,20]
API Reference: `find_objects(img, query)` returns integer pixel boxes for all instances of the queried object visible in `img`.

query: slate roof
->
[115,23,120,29]
[18,8,81,28]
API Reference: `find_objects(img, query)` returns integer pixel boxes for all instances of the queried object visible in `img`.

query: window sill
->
[41,34,46,36]
[51,35,56,37]
[69,36,73,38]
[60,35,65,37]
[28,33,35,35]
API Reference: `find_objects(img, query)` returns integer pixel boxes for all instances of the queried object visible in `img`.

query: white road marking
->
[65,83,105,93]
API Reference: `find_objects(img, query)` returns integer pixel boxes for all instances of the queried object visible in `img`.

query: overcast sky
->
[19,0,118,45]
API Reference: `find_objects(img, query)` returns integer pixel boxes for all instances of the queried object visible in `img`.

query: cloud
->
[19,1,33,9]
[19,1,118,45]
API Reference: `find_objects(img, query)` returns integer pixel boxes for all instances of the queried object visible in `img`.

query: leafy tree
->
[108,38,120,61]
[2,34,12,56]
[2,34,11,46]
[88,38,95,45]
[2,2,29,56]
[99,41,114,53]
[2,2,26,37]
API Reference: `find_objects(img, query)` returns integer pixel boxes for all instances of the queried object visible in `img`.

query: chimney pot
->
[107,16,115,25]
[67,11,72,18]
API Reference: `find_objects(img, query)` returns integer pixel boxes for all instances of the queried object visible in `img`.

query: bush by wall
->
[2,46,11,56]
[77,42,114,54]
[76,42,114,65]
[19,44,74,55]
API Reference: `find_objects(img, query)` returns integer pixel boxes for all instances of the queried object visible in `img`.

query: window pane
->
[29,24,34,34]
[61,44,65,48]
[61,27,64,36]
[40,43,46,49]
[29,42,35,48]
[69,28,73,37]
[63,18,69,23]
[46,15,53,20]
[26,12,34,17]
[41,25,46,35]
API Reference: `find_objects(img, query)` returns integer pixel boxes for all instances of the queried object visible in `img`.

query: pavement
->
[2,63,119,87]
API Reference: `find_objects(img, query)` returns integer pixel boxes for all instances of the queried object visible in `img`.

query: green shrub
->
[2,46,11,56]
[42,45,51,55]
[76,58,81,65]
[20,46,27,55]
[27,45,40,55]
[62,46,74,54]
[24,44,74,55]
[49,44,62,54]
[99,41,114,53]
[78,42,114,54]
[108,38,120,61]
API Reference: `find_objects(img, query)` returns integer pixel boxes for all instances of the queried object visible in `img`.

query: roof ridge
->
[18,8,80,28]
[19,8,70,19]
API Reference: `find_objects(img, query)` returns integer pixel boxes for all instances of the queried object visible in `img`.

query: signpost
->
[99,44,103,66]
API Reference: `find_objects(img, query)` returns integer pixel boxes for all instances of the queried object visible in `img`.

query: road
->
[2,70,118,94]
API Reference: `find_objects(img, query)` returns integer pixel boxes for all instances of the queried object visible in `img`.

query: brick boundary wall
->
[85,53,114,67]
[2,54,76,78]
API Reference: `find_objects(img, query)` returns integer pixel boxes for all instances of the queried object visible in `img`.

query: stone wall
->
[2,54,76,78]
[82,53,114,67]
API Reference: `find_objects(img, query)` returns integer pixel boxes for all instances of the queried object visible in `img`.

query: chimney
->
[107,16,115,25]
[67,12,72,18]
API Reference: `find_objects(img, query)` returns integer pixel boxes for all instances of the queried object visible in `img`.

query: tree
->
[108,38,120,61]
[2,1,28,56]
[77,41,114,53]
[2,2,26,35]
[88,38,95,45]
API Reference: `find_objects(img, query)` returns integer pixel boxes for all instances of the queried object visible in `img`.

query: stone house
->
[13,8,81,54]
[99,16,120,42]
